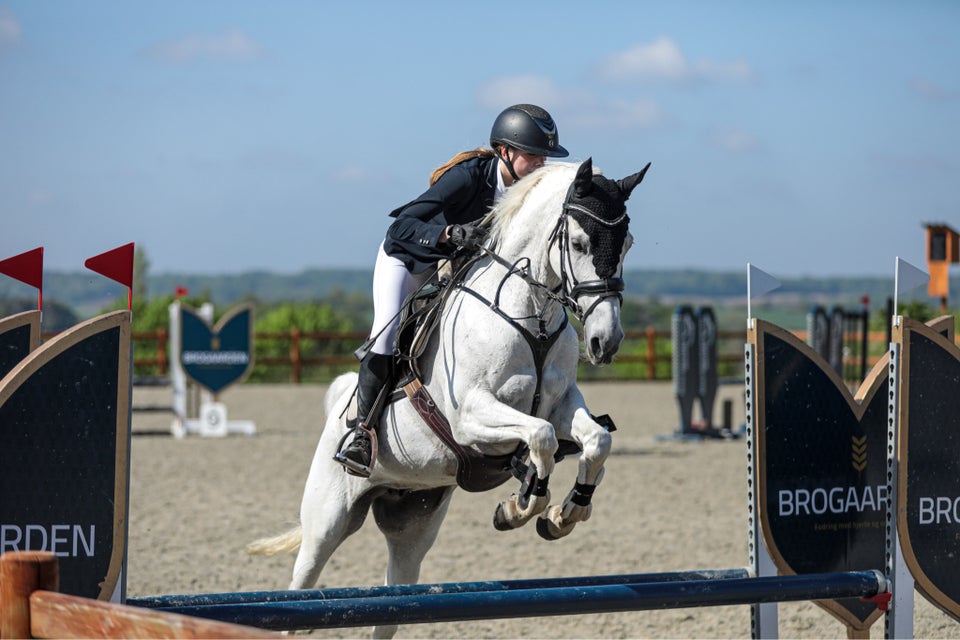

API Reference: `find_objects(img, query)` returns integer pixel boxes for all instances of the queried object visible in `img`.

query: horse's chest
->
[494,366,571,415]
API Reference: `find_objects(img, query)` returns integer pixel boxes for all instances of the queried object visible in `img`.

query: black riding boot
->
[337,352,394,474]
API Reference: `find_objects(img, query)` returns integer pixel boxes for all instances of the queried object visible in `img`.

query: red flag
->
[0,246,44,310]
[175,285,189,299]
[85,242,135,287]
[0,246,44,290]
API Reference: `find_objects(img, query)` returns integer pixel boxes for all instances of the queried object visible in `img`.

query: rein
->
[475,181,628,327]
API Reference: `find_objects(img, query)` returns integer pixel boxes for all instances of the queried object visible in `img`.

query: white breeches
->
[370,243,431,355]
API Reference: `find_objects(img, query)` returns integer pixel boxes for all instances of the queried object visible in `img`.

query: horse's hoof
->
[493,503,514,531]
[536,508,576,541]
[536,516,560,540]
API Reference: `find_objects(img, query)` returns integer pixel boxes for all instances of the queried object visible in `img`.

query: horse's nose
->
[590,335,620,365]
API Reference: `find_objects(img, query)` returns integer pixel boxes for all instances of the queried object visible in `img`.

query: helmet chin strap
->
[499,146,520,183]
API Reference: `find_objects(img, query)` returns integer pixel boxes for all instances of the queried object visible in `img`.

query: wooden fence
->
[106,327,902,384]
[0,551,276,639]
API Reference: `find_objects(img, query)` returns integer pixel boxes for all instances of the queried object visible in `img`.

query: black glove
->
[447,222,488,250]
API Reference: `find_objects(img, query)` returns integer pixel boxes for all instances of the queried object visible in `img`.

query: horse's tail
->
[245,526,303,556]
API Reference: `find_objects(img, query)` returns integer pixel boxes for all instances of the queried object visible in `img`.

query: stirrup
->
[334,425,377,478]
[334,452,371,478]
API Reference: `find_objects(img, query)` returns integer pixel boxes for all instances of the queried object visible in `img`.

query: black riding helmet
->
[490,104,569,159]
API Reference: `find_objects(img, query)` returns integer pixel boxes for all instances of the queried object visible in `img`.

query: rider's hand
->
[447,222,488,250]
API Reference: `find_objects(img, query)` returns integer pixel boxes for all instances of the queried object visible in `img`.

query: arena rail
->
[0,552,277,639]
[108,327,907,383]
[128,569,886,632]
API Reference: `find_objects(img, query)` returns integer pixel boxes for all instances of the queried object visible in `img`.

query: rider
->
[336,104,570,476]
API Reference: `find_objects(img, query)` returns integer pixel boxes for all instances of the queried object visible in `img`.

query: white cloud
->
[0,7,22,46]
[567,98,666,130]
[142,28,264,63]
[477,75,666,130]
[601,37,688,82]
[476,75,564,109]
[599,36,755,85]
[709,127,760,153]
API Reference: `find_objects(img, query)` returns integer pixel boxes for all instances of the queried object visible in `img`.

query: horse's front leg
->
[537,388,613,541]
[454,389,558,530]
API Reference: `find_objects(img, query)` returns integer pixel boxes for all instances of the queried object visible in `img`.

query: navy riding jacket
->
[383,155,499,274]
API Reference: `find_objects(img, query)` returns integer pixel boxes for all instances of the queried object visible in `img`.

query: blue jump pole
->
[128,568,750,609]
[136,571,885,632]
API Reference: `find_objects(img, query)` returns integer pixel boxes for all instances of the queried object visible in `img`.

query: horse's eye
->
[571,239,587,253]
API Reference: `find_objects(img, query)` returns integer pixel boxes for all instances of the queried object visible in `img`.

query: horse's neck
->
[493,191,563,292]
[468,166,570,325]
[470,228,563,325]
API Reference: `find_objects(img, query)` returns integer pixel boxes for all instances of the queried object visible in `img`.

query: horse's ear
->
[617,162,651,201]
[574,157,593,197]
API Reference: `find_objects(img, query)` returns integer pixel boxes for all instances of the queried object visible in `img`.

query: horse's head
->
[551,158,650,364]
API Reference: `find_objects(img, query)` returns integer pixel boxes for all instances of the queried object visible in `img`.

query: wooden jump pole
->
[0,551,58,639]
[0,552,277,639]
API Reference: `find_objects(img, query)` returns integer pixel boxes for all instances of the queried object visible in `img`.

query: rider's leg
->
[369,244,422,356]
[339,351,394,467]
[338,244,428,472]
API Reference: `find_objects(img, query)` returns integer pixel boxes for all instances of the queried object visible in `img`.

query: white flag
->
[747,263,781,327]
[894,257,930,323]
[895,257,929,296]
[748,263,781,298]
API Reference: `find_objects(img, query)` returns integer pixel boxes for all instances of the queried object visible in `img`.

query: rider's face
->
[502,147,546,181]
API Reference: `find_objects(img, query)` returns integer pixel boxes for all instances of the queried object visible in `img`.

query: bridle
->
[464,174,629,328]
[469,204,627,330]
[548,180,628,324]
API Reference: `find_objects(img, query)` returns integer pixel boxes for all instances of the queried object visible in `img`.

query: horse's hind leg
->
[370,486,456,639]
[290,484,377,590]
[291,488,377,591]
[290,419,380,590]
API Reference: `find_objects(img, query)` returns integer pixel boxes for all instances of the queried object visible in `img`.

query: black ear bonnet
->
[562,158,649,278]
[568,175,629,278]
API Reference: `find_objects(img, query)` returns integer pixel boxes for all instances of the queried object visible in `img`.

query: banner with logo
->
[178,304,254,395]
[750,319,887,632]
[895,316,960,621]
[0,311,130,601]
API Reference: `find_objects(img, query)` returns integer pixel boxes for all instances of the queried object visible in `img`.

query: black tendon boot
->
[335,352,394,476]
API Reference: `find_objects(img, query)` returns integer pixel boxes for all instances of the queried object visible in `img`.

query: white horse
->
[248,158,649,637]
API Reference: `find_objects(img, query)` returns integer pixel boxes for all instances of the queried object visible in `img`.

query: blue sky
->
[0,1,957,282]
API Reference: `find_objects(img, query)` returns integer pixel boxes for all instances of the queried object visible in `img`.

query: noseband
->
[549,185,628,323]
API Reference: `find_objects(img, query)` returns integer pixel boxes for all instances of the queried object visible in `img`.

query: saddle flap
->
[403,378,513,493]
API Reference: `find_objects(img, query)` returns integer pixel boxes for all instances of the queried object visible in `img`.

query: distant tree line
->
[1,248,954,383]
[2,262,952,321]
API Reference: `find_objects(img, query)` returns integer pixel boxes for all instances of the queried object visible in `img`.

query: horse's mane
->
[485,163,571,248]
